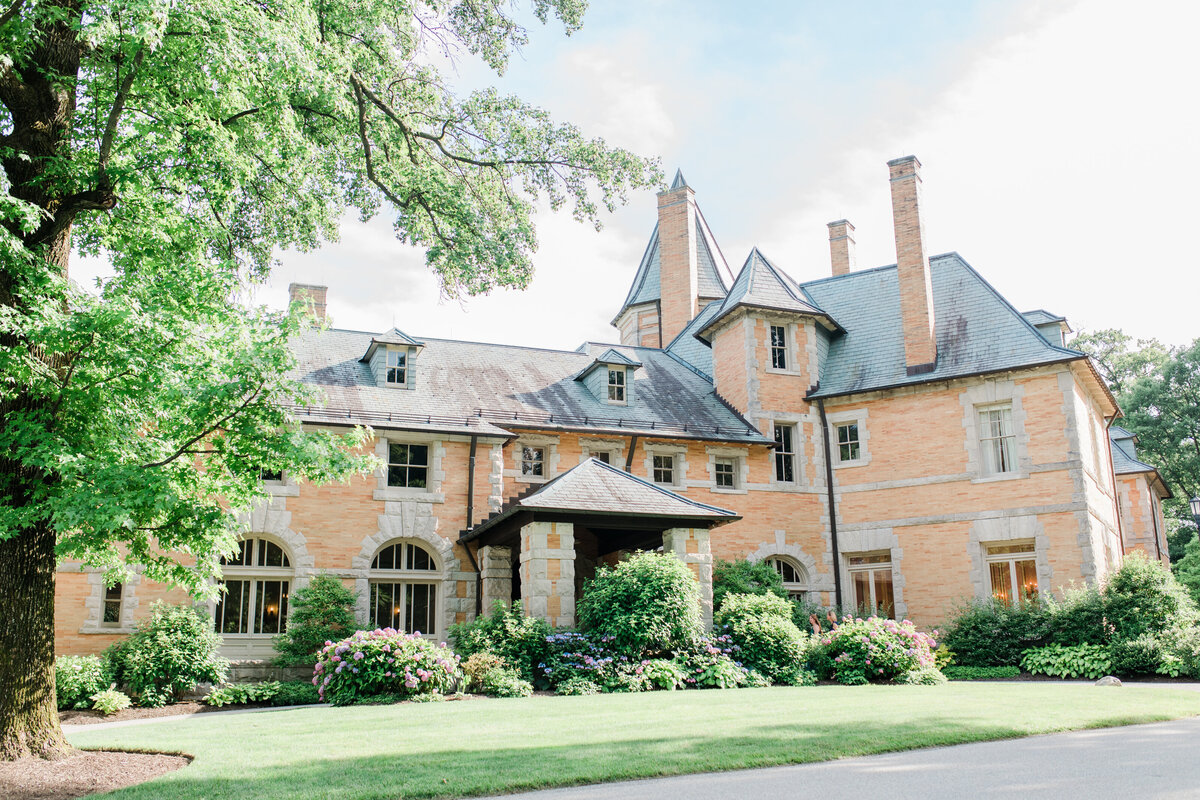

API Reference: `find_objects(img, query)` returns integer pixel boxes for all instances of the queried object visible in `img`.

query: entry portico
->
[459,458,740,627]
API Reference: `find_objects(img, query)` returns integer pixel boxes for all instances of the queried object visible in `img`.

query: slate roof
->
[1109,427,1172,497]
[573,348,642,381]
[460,457,739,542]
[698,248,839,340]
[612,195,732,323]
[665,300,723,379]
[289,328,768,443]
[1022,310,1066,328]
[802,253,1087,399]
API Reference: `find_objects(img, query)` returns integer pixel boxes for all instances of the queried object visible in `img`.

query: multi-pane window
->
[653,454,675,485]
[987,543,1038,606]
[978,404,1016,475]
[589,451,613,465]
[385,348,407,385]
[608,369,626,403]
[102,583,123,626]
[714,458,736,489]
[387,443,428,488]
[370,541,440,636]
[836,422,860,463]
[773,424,795,483]
[260,468,284,483]
[848,553,894,619]
[521,446,545,478]
[215,537,292,637]
[766,557,809,599]
[770,325,788,369]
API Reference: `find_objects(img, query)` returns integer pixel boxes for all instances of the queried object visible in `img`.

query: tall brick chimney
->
[827,219,856,276]
[888,156,937,375]
[657,170,701,345]
[288,282,328,322]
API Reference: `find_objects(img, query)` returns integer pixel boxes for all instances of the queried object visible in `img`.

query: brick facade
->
[53,156,1167,659]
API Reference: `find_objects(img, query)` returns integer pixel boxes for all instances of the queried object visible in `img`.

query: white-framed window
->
[773,424,796,483]
[978,404,1016,475]
[369,541,440,636]
[766,557,809,599]
[102,583,123,627]
[848,553,894,619]
[607,369,626,404]
[653,454,675,485]
[770,325,788,370]
[521,446,546,478]
[385,348,407,385]
[986,542,1038,606]
[215,537,293,637]
[835,422,860,463]
[714,458,737,489]
[387,443,429,488]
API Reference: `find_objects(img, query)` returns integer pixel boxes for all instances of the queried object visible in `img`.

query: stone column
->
[663,527,714,629]
[518,521,576,627]
[479,545,513,614]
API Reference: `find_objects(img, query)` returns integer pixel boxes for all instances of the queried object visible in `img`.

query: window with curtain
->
[986,542,1038,606]
[848,553,894,619]
[978,404,1016,475]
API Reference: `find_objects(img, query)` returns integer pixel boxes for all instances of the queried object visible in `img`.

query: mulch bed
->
[59,701,276,726]
[0,749,190,800]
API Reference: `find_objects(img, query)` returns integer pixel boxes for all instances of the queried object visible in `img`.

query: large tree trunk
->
[0,520,71,761]
[0,0,84,760]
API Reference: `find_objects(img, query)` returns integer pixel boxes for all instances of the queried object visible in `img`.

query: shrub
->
[577,551,702,656]
[55,655,110,710]
[555,677,601,696]
[106,603,228,706]
[715,593,810,685]
[460,652,532,698]
[1020,643,1112,679]
[314,628,461,705]
[1108,634,1166,676]
[274,574,358,667]
[1159,626,1200,679]
[712,559,785,611]
[818,617,937,685]
[942,665,1021,680]
[202,680,318,707]
[675,634,752,689]
[1044,584,1107,646]
[939,600,1051,666]
[90,689,132,715]
[901,666,948,685]
[480,668,533,698]
[1102,553,1199,641]
[449,601,551,684]
[642,659,687,691]
[1173,536,1200,608]
[791,595,835,635]
[539,631,647,692]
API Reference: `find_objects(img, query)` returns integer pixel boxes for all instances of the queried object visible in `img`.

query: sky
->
[78,0,1200,348]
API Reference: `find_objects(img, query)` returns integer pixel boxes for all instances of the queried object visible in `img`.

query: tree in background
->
[1,0,658,759]
[1072,331,1200,558]
[273,574,358,667]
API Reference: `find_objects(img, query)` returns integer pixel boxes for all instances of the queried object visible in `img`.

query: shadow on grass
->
[90,712,1189,800]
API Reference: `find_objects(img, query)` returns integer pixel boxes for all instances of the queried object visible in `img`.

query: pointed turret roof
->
[697,248,841,341]
[611,174,732,326]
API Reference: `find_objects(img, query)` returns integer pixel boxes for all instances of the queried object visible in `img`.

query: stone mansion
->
[55,156,1172,659]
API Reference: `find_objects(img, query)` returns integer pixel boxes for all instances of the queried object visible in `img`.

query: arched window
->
[369,541,440,636]
[215,537,293,638]
[766,556,810,600]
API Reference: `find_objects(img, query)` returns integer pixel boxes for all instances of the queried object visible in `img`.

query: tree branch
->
[0,0,24,29]
[98,46,146,173]
[140,382,266,470]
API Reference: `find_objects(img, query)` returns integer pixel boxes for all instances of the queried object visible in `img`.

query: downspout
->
[1149,484,1164,564]
[464,434,483,616]
[817,399,843,610]
[624,434,639,473]
[1103,414,1127,557]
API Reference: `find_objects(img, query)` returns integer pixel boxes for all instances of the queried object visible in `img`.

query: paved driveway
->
[498,714,1200,800]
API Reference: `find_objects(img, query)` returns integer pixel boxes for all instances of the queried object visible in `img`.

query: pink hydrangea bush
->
[818,617,939,684]
[313,628,462,705]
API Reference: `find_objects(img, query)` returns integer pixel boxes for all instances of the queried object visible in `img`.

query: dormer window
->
[386,349,407,385]
[608,369,626,403]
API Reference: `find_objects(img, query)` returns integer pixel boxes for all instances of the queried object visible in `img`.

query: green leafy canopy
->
[1,0,660,594]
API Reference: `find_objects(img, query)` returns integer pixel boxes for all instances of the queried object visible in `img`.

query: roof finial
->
[670,168,688,191]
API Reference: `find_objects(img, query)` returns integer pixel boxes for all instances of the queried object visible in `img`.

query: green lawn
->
[69,684,1200,799]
